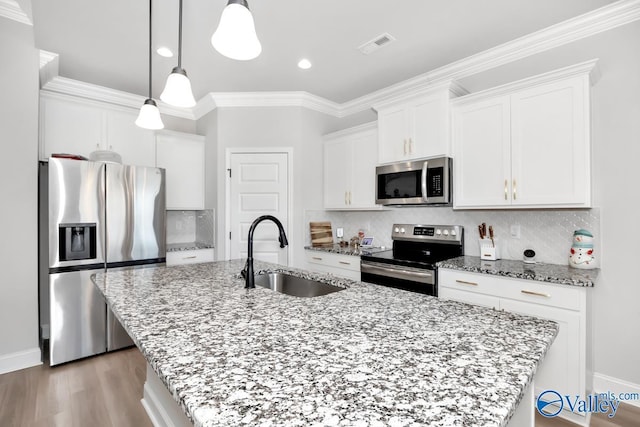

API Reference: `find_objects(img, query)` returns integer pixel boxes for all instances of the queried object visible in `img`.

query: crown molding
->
[451,59,600,105]
[340,0,640,117]
[39,50,59,87]
[41,76,195,119]
[322,121,377,141]
[0,0,31,25]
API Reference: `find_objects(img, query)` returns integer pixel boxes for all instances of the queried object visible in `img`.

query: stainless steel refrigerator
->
[39,157,166,366]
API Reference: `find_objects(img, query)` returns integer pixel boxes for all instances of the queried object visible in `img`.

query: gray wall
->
[0,17,41,370]
[198,106,372,266]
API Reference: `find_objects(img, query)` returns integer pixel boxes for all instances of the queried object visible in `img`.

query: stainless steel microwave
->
[375,156,452,206]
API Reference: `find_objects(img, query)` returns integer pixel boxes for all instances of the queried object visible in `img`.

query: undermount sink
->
[254,272,345,297]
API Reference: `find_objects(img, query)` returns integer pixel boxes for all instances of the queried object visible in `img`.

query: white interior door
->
[229,152,289,265]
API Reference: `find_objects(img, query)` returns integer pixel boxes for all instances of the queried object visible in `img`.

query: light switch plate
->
[336,227,344,238]
[510,225,521,239]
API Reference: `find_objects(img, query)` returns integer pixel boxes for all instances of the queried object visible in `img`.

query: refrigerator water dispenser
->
[59,223,97,261]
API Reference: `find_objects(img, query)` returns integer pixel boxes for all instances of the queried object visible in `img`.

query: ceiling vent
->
[358,32,396,55]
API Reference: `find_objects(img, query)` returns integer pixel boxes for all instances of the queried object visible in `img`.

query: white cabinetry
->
[166,249,214,266]
[156,131,205,210]
[304,250,360,281]
[39,92,156,166]
[323,122,380,210]
[452,61,597,209]
[439,269,589,421]
[374,82,466,164]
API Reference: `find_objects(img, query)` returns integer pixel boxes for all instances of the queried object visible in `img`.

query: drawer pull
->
[455,280,478,286]
[521,290,550,298]
[183,256,197,259]
[312,257,323,261]
[339,261,351,265]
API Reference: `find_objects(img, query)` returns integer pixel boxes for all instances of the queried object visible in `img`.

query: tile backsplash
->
[167,210,215,246]
[304,207,600,266]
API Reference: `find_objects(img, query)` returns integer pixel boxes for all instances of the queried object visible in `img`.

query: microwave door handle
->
[421,161,429,202]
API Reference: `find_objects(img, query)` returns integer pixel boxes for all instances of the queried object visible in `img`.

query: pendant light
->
[136,0,164,130]
[160,0,196,108]
[211,0,261,61]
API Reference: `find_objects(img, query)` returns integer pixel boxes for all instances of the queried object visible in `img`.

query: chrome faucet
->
[241,215,289,288]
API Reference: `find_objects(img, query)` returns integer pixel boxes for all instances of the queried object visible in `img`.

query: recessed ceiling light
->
[297,58,312,70]
[156,47,174,58]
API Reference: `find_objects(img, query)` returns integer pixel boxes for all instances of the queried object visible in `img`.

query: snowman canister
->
[569,229,595,269]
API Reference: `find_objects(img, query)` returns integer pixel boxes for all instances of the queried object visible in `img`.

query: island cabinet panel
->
[39,93,156,166]
[323,122,381,210]
[155,131,205,210]
[375,83,462,164]
[439,268,588,421]
[452,66,593,209]
[304,250,360,281]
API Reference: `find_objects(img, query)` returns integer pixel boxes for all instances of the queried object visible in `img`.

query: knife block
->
[479,238,500,261]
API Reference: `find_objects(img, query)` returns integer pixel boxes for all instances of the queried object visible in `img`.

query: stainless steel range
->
[360,224,464,296]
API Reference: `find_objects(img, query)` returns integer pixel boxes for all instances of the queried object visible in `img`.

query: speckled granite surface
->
[437,256,598,287]
[167,242,215,252]
[93,260,557,427]
[304,245,387,256]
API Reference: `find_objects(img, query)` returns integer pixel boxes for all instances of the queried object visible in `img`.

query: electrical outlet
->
[510,225,521,239]
[336,227,344,238]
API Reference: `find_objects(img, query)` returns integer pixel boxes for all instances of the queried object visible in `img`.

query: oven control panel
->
[391,224,463,243]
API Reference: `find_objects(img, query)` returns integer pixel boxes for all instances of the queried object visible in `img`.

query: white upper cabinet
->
[374,82,466,164]
[39,93,156,166]
[156,131,205,210]
[323,122,381,210]
[452,61,597,209]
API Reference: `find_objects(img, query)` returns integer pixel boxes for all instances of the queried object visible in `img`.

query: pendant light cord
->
[178,0,183,69]
[148,0,153,98]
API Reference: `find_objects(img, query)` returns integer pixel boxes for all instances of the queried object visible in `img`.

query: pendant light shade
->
[161,0,196,108]
[160,67,196,108]
[137,0,164,130]
[136,99,164,130]
[211,0,261,61]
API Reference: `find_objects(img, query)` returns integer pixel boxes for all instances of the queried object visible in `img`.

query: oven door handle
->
[361,262,434,284]
[421,160,429,202]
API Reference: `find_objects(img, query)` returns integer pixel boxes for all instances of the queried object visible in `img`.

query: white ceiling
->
[31,0,617,104]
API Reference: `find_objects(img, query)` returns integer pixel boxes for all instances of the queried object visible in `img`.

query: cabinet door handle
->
[312,256,323,261]
[344,191,348,205]
[456,279,478,286]
[521,290,550,298]
[183,256,197,259]
[339,261,351,265]
[504,179,508,200]
[513,179,517,200]
[403,139,408,155]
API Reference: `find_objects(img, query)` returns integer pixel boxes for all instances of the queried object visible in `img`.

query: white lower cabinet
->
[304,250,360,281]
[439,269,589,421]
[166,249,214,266]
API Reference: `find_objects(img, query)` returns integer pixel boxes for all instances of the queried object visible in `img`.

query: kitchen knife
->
[489,225,495,247]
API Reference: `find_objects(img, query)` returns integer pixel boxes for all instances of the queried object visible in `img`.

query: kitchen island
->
[93,260,558,427]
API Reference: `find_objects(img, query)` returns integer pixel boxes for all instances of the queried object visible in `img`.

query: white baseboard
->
[0,347,42,375]
[593,372,640,409]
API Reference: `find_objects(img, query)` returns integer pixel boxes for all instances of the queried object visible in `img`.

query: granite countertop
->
[304,244,387,256]
[437,256,599,287]
[167,242,215,252]
[93,260,557,427]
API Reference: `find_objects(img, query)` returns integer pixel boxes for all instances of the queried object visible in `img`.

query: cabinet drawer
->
[166,249,214,266]
[439,287,500,309]
[438,269,582,311]
[305,251,360,272]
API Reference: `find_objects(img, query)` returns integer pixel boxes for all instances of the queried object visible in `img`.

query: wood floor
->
[0,347,151,427]
[1,346,638,426]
